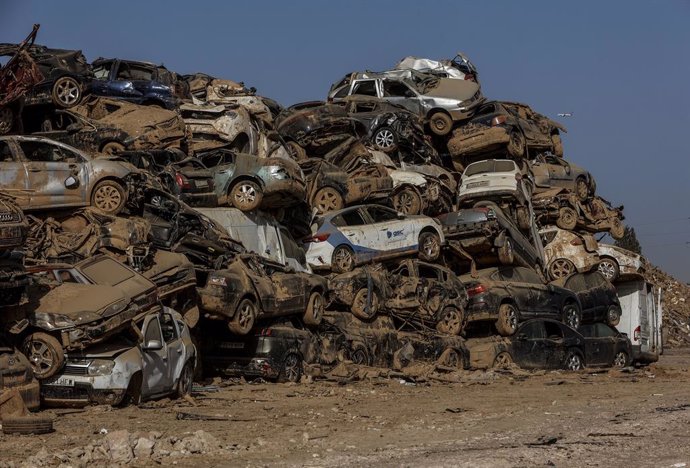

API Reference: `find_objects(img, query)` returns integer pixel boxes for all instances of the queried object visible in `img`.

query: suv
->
[553,271,622,325]
[541,227,600,280]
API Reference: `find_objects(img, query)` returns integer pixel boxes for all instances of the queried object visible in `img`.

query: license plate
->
[466,181,489,189]
[195,180,208,188]
[44,377,75,387]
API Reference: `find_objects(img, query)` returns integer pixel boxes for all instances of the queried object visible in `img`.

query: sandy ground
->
[2,350,690,467]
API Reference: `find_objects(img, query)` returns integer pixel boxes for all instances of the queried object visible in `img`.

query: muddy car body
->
[447,101,565,159]
[459,266,582,336]
[181,102,255,154]
[553,271,622,326]
[540,227,600,280]
[0,135,139,214]
[198,149,306,212]
[328,266,391,320]
[0,338,40,410]
[0,194,29,305]
[304,205,444,272]
[395,53,479,82]
[529,153,595,201]
[578,322,633,368]
[466,319,586,370]
[596,243,645,282]
[198,254,328,335]
[41,307,195,407]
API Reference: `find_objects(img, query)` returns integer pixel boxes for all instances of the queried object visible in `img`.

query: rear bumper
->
[198,286,237,319]
[41,372,129,407]
[180,192,218,207]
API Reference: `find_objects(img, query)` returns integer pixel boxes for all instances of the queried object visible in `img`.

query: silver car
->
[0,135,138,214]
[41,307,196,407]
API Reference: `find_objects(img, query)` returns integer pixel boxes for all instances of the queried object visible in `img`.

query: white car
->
[540,226,601,280]
[304,204,444,272]
[597,243,645,282]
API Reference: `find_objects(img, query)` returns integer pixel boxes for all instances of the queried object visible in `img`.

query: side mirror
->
[143,340,163,351]
[66,123,83,133]
[64,176,79,189]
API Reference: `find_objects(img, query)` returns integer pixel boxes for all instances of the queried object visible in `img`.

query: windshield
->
[464,160,516,177]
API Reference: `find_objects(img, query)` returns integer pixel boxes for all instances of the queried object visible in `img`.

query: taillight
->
[515,173,522,181]
[256,328,273,337]
[303,233,330,243]
[633,326,640,341]
[175,172,191,189]
[570,237,583,246]
[466,284,487,297]
[491,115,507,126]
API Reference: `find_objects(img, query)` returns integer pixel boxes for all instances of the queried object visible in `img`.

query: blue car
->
[304,204,444,273]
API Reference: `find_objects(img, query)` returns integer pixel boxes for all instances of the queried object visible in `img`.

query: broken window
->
[544,322,563,339]
[339,209,367,226]
[418,264,441,280]
[18,140,80,163]
[279,228,307,267]
[144,316,163,344]
[351,80,377,97]
[160,312,178,344]
[0,141,13,162]
[92,62,111,80]
[333,86,350,99]
[382,80,415,98]
[116,63,154,81]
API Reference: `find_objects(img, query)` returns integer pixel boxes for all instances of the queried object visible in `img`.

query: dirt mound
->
[646,264,690,347]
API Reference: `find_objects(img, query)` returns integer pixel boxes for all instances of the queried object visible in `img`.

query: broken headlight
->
[268,166,289,180]
[33,312,75,330]
[208,275,227,286]
[88,359,115,376]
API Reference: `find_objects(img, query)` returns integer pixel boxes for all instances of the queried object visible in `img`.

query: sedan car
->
[0,135,139,214]
[596,243,645,282]
[578,322,632,368]
[552,271,622,326]
[540,227,600,280]
[529,153,595,201]
[459,266,582,336]
[304,204,444,272]
[41,308,196,407]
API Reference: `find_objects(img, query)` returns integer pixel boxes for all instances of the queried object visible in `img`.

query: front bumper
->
[41,373,128,407]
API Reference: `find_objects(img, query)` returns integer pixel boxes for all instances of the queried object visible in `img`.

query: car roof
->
[320,204,392,221]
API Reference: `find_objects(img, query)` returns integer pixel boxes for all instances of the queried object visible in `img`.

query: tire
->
[516,206,531,230]
[51,76,82,108]
[313,187,344,214]
[285,141,307,161]
[230,180,263,212]
[124,372,143,406]
[609,218,625,240]
[551,133,564,157]
[496,303,519,336]
[575,177,590,202]
[607,305,622,327]
[174,361,194,398]
[597,257,620,282]
[350,345,370,365]
[435,307,464,336]
[562,302,582,329]
[228,298,256,335]
[1,415,54,435]
[507,130,526,157]
[21,332,65,380]
[556,207,578,230]
[372,126,398,153]
[428,111,453,136]
[497,237,515,265]
[392,187,422,215]
[91,180,126,215]
[278,353,302,383]
[418,231,441,261]
[492,352,513,369]
[612,351,628,368]
[100,141,126,155]
[548,258,575,280]
[0,107,14,134]
[564,350,584,371]
[351,288,379,320]
[437,348,462,369]
[331,245,355,273]
[303,291,324,326]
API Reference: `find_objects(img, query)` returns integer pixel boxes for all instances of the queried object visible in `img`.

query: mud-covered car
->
[385,259,469,336]
[596,243,645,282]
[0,194,29,306]
[198,254,328,335]
[304,205,444,272]
[529,153,595,201]
[14,254,159,379]
[459,266,582,336]
[466,319,586,371]
[0,135,140,214]
[447,101,566,160]
[198,149,306,212]
[395,53,479,82]
[0,335,40,411]
[552,271,622,326]
[327,266,391,320]
[41,307,195,407]
[181,102,255,154]
[200,320,315,383]
[578,322,632,368]
[540,227,600,280]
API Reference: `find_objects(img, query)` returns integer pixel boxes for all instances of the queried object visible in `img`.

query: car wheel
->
[228,298,256,335]
[351,288,379,320]
[612,351,628,368]
[174,361,194,398]
[507,130,526,157]
[285,141,307,161]
[496,303,519,336]
[372,126,398,153]
[609,217,625,240]
[92,180,126,215]
[435,307,464,336]
[0,107,14,134]
[418,231,441,261]
[100,141,126,155]
[493,352,514,369]
[516,206,531,231]
[562,302,582,329]
[607,305,622,327]
[230,180,263,212]
[564,350,584,371]
[556,207,578,230]
[428,112,453,136]
[437,348,462,369]
[392,187,422,215]
[332,245,355,273]
[22,332,65,380]
[313,187,344,214]
[303,291,324,326]
[497,237,515,265]
[575,177,590,202]
[52,76,82,108]
[551,133,564,157]
[549,258,575,280]
[278,353,302,383]
[350,345,370,365]
[597,258,620,282]
[1,415,54,435]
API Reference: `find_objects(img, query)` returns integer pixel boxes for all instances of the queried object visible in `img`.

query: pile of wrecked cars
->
[0,25,658,432]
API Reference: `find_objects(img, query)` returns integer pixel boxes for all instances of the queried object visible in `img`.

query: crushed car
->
[596,243,645,282]
[540,226,600,280]
[327,265,390,320]
[529,153,595,201]
[395,53,479,82]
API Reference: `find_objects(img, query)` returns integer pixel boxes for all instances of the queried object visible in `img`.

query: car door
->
[544,155,571,185]
[364,205,411,252]
[542,321,569,368]
[347,100,379,129]
[511,321,548,369]
[160,311,184,391]
[336,208,373,261]
[381,79,423,116]
[140,314,169,396]
[0,140,31,208]
[496,267,534,316]
[578,323,601,366]
[516,267,556,316]
[594,323,618,366]
[107,61,146,103]
[567,275,592,319]
[241,257,279,314]
[90,60,115,96]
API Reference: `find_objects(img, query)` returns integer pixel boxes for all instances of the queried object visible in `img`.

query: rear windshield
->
[464,160,516,177]
[81,258,134,287]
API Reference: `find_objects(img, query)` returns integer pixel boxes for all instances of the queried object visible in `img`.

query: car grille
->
[0,212,20,223]
[63,364,89,375]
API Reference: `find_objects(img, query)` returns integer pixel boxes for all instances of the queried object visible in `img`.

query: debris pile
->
[646,264,690,347]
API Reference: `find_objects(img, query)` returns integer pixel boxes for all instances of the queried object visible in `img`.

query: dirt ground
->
[2,350,690,467]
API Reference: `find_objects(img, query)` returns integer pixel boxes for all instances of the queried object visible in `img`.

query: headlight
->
[268,166,289,180]
[208,275,227,286]
[33,312,75,330]
[88,359,115,376]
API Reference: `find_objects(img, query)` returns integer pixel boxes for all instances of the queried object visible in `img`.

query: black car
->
[553,271,622,325]
[578,322,632,368]
[459,266,581,336]
[467,319,586,370]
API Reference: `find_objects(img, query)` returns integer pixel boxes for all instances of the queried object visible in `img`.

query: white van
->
[615,278,662,364]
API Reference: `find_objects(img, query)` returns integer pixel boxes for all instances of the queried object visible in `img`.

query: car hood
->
[35,283,127,319]
[68,336,137,359]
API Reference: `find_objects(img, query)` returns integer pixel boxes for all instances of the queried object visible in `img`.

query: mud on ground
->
[2,350,690,467]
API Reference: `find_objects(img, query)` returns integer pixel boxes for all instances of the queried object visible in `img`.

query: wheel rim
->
[396,191,417,214]
[576,179,589,199]
[352,349,367,365]
[567,354,582,370]
[613,352,627,368]
[94,185,122,212]
[238,303,254,330]
[432,116,447,132]
[510,132,524,154]
[26,341,53,374]
[598,261,616,280]
[504,307,517,332]
[559,209,576,228]
[375,129,395,149]
[0,108,12,133]
[181,365,193,393]
[353,290,377,318]
[311,294,323,322]
[422,235,440,258]
[494,352,512,367]
[56,79,80,105]
[284,354,300,382]
[564,305,580,328]
[334,248,353,271]
[550,259,573,279]
[440,309,461,334]
[315,189,341,213]
[235,183,257,208]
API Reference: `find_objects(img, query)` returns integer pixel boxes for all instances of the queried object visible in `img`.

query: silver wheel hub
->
[375,129,395,148]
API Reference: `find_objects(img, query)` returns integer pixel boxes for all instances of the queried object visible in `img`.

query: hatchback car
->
[596,243,645,282]
[578,322,632,368]
[304,204,444,272]
[0,135,138,214]
[540,227,600,280]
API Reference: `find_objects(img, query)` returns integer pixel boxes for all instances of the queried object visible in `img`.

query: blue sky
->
[2,0,689,281]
